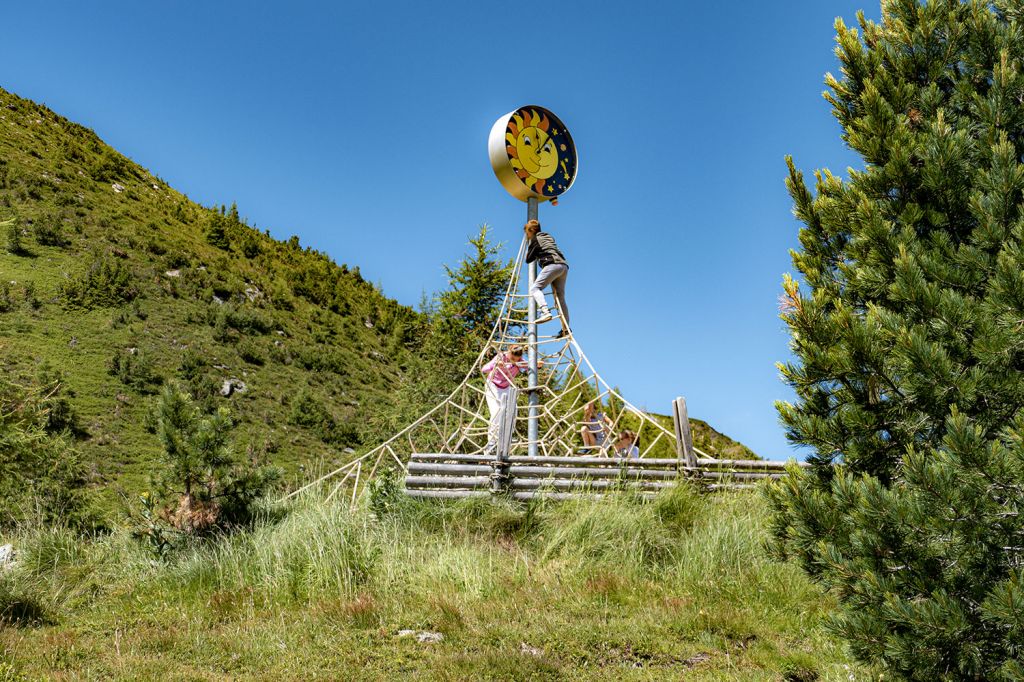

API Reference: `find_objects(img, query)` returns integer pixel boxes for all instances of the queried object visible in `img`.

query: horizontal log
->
[411,453,491,463]
[509,465,680,481]
[696,458,808,470]
[403,487,663,502]
[510,478,675,492]
[405,489,492,499]
[405,475,489,489]
[508,456,680,468]
[705,483,757,491]
[410,453,681,468]
[509,491,656,502]
[407,462,491,476]
[697,470,783,481]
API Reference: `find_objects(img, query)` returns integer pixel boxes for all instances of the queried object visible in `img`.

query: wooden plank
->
[405,475,490,489]
[510,491,657,502]
[407,462,491,476]
[510,478,675,491]
[405,489,491,500]
[411,453,491,463]
[698,471,782,481]
[410,453,682,468]
[696,458,803,470]
[509,465,679,480]
[508,456,680,468]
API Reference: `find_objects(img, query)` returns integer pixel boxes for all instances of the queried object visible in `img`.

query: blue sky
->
[2,1,878,459]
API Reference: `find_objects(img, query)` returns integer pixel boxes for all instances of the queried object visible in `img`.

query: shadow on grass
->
[0,585,51,627]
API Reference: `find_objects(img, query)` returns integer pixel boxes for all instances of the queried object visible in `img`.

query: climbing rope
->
[284,236,710,503]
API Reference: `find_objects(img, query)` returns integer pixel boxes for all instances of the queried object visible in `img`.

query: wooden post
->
[672,397,697,469]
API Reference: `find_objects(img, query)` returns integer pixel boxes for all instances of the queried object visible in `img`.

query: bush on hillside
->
[288,390,360,447]
[59,254,137,308]
[89,149,133,183]
[107,347,160,393]
[205,213,230,250]
[0,371,91,529]
[0,282,13,313]
[144,384,279,541]
[3,217,25,255]
[237,338,265,365]
[31,215,66,247]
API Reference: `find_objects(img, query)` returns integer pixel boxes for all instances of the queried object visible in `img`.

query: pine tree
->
[366,225,513,441]
[3,217,23,255]
[204,212,230,250]
[154,384,278,533]
[769,2,1024,677]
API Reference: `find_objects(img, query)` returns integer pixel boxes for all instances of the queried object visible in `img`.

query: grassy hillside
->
[0,86,758,519]
[0,487,866,680]
[0,87,423,513]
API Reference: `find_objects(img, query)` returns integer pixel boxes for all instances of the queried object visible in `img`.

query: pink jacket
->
[481,353,525,389]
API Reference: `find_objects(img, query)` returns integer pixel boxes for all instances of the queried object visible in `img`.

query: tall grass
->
[0,485,865,679]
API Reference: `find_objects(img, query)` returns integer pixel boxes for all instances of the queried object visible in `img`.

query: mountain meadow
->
[0,86,867,680]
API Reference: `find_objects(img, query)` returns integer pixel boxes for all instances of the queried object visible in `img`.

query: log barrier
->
[402,397,810,501]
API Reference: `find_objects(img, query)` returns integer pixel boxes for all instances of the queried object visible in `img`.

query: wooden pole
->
[672,397,697,469]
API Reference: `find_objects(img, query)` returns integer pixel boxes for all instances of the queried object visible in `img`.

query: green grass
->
[0,487,867,680]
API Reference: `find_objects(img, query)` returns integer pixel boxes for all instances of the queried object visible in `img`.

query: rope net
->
[288,237,709,503]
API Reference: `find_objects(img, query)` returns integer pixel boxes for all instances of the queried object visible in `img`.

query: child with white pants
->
[480,344,527,455]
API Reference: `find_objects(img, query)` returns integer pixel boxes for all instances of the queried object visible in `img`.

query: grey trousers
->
[531,264,569,327]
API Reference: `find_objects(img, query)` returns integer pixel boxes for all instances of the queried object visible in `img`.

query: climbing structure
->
[285,235,730,505]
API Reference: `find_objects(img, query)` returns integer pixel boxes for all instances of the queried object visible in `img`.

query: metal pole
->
[527,196,539,458]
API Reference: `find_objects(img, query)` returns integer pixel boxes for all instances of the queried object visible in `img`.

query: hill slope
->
[0,87,758,515]
[0,87,424,510]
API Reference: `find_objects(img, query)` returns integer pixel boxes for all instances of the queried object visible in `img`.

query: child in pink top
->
[481,344,528,455]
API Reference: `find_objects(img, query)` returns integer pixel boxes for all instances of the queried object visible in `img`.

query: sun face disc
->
[488,105,577,203]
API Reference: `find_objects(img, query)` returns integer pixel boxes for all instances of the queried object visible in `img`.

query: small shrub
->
[177,349,207,383]
[368,468,406,519]
[289,390,360,446]
[37,364,79,435]
[237,339,265,365]
[32,216,65,246]
[107,348,160,393]
[0,374,90,529]
[145,238,167,256]
[3,218,25,255]
[162,251,189,269]
[205,214,230,250]
[240,236,261,259]
[89,149,132,182]
[145,384,280,540]
[110,300,146,328]
[22,281,39,310]
[0,282,12,312]
[60,255,138,308]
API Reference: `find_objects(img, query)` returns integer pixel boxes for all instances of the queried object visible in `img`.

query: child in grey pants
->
[524,219,570,338]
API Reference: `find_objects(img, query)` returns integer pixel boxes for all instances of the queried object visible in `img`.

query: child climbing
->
[580,400,613,450]
[613,429,640,459]
[524,219,570,338]
[480,344,528,455]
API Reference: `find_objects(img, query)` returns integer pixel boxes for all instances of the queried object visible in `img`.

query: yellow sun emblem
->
[505,109,559,195]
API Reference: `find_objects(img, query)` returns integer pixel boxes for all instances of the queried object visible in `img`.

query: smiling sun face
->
[506,110,559,194]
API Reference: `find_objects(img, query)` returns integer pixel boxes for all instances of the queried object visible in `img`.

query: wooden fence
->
[403,397,809,501]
